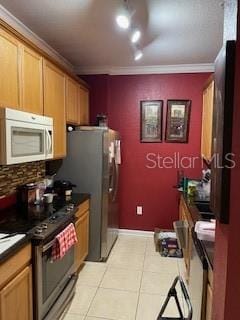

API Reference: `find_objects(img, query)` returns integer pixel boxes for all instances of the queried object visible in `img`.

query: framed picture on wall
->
[165,100,191,143]
[140,100,163,142]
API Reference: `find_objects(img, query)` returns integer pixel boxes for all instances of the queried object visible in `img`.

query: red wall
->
[83,74,109,125]
[223,31,240,318]
[212,1,240,319]
[83,73,209,231]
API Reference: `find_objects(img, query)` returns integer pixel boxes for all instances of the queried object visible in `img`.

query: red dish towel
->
[52,223,78,261]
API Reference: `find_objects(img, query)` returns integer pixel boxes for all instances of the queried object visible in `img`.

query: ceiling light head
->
[134,50,143,61]
[116,12,130,29]
[131,29,141,43]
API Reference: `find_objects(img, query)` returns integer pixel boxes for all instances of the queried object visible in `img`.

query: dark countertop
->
[181,193,215,270]
[201,240,215,270]
[0,234,32,265]
[0,193,90,264]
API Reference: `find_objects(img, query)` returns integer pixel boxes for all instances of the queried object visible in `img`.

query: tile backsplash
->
[0,161,45,197]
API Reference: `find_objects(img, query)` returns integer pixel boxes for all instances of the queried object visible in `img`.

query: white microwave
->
[0,108,54,165]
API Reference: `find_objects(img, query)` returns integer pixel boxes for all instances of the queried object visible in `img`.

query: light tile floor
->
[62,235,186,320]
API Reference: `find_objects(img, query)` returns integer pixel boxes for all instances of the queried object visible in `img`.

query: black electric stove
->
[0,200,76,241]
[0,193,90,320]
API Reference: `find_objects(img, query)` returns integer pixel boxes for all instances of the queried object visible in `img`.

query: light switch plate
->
[137,206,143,215]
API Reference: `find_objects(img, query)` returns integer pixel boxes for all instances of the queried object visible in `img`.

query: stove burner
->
[65,203,75,212]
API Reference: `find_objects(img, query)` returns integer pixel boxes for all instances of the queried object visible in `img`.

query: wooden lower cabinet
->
[180,196,214,319]
[0,244,32,320]
[206,283,213,320]
[0,266,32,320]
[75,210,89,270]
[206,269,213,320]
[179,196,193,281]
[74,200,90,271]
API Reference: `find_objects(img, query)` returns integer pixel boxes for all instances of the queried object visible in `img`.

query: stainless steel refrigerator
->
[56,127,120,261]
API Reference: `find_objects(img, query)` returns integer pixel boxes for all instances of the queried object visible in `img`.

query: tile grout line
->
[69,236,184,320]
[134,237,148,320]
[67,263,109,319]
[177,259,187,317]
[84,236,141,319]
[84,261,109,318]
[77,284,183,296]
[85,236,140,320]
[85,316,114,320]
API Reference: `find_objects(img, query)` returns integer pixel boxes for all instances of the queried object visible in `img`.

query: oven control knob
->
[65,204,74,212]
[41,223,48,230]
[35,227,43,234]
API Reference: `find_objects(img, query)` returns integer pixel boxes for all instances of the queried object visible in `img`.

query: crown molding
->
[0,5,74,72]
[76,63,215,75]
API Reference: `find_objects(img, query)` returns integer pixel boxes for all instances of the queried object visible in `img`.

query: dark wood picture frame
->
[165,100,191,143]
[140,100,163,143]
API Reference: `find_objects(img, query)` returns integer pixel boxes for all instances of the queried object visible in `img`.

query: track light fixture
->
[116,0,144,61]
[116,14,130,29]
[131,29,141,43]
[116,0,131,29]
[134,50,143,61]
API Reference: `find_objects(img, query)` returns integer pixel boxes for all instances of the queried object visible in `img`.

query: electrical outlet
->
[137,206,143,215]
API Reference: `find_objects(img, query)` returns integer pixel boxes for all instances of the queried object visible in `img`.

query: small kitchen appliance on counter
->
[53,180,76,196]
[96,114,108,127]
[18,183,38,205]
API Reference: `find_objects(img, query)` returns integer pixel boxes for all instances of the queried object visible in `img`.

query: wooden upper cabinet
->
[0,25,89,150]
[43,60,66,158]
[66,77,79,124]
[78,85,89,125]
[21,46,43,114]
[201,78,214,162]
[0,29,21,109]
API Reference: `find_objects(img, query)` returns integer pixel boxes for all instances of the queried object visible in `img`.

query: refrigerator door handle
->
[112,159,119,201]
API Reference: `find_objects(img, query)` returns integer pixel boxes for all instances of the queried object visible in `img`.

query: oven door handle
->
[42,218,76,253]
[42,239,56,253]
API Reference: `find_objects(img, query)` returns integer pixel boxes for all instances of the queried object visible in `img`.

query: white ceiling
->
[0,0,224,73]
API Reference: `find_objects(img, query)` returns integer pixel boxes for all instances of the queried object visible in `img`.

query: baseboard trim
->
[119,229,154,237]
